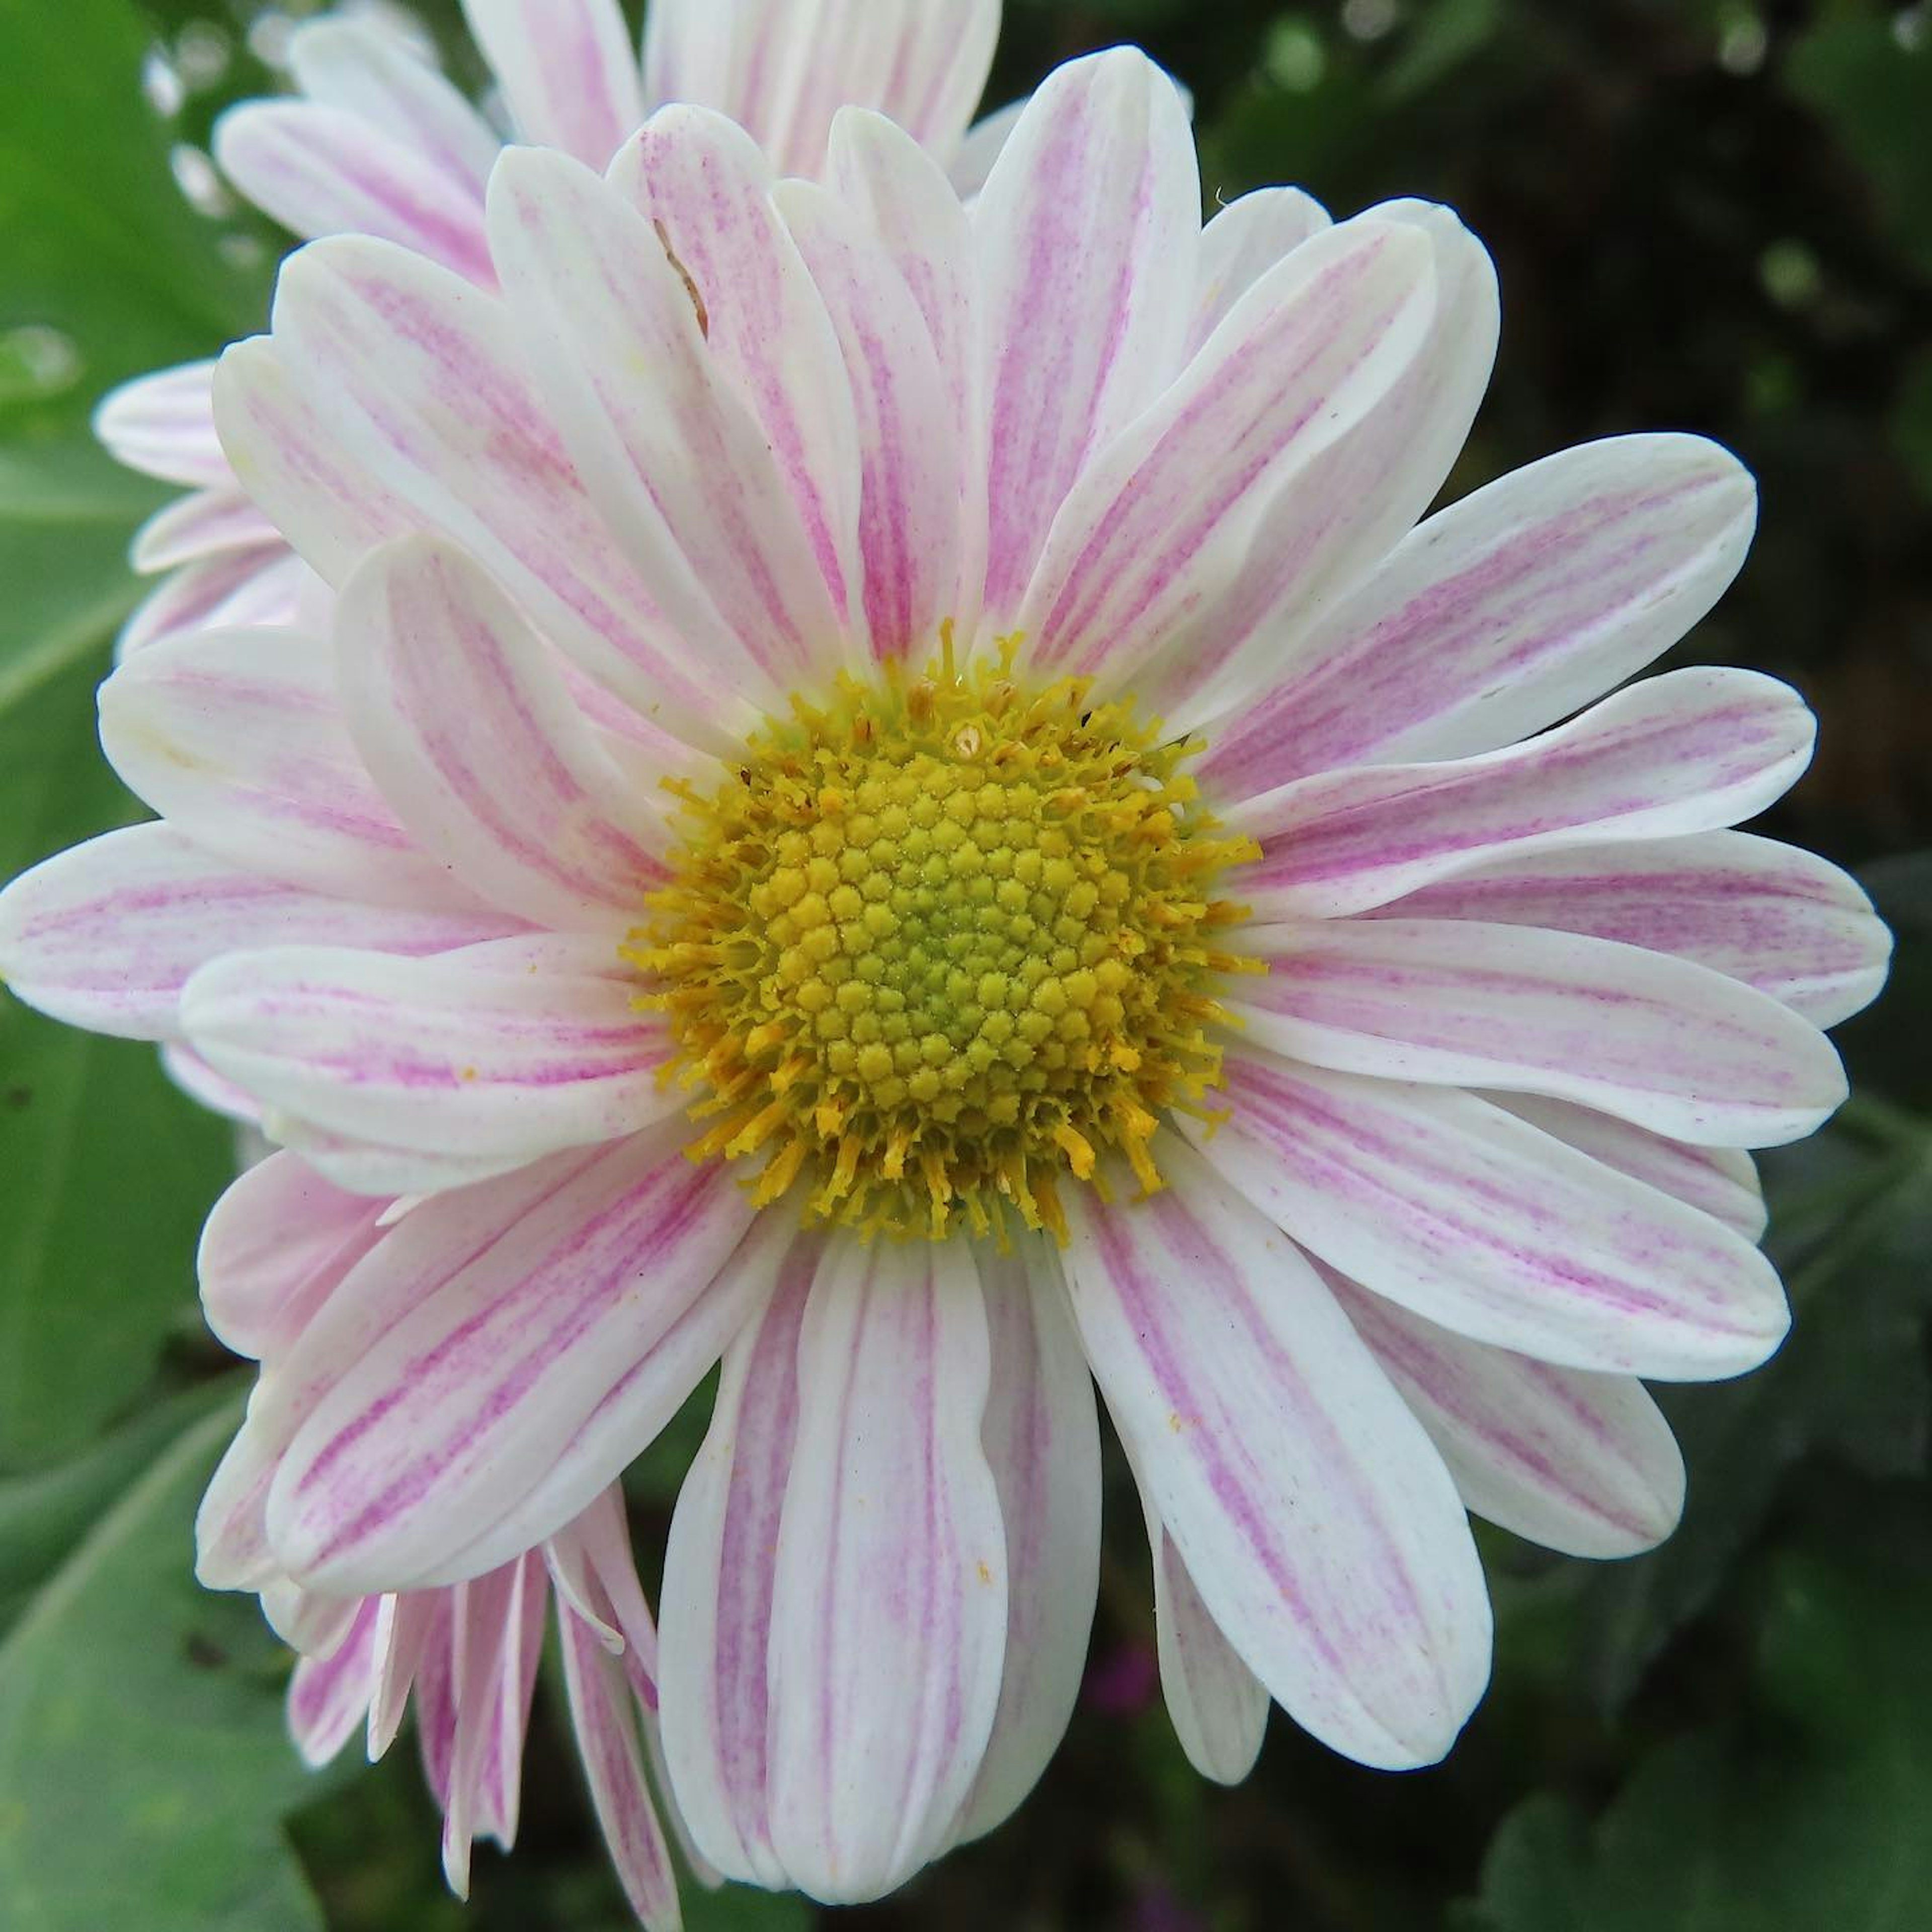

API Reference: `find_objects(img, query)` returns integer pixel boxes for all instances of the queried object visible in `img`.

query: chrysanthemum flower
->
[203,1152,690,1923]
[0,45,1890,1907]
[94,0,1011,659]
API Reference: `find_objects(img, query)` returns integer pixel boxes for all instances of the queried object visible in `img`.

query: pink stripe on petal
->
[1230,917,1848,1147]
[288,1597,381,1767]
[119,547,308,660]
[1190,1053,1787,1378]
[461,0,645,169]
[1233,668,1817,920]
[1062,1144,1491,1769]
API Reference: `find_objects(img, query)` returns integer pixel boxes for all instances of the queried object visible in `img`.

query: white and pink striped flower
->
[0,43,1890,1909]
[96,0,1011,659]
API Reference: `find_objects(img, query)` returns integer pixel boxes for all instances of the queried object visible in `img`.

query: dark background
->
[0,3,1928,1927]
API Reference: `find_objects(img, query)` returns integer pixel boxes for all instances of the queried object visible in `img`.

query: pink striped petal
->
[947,100,1024,198]
[1230,918,1847,1147]
[777,178,967,662]
[825,109,986,641]
[287,18,500,200]
[413,1598,460,1809]
[1132,202,1491,730]
[263,1122,539,1199]
[442,1560,541,1894]
[181,937,676,1171]
[1329,1276,1685,1559]
[544,1487,659,1690]
[162,1042,263,1124]
[765,1236,1006,1904]
[461,0,644,168]
[132,488,282,570]
[1377,831,1892,1030]
[119,549,308,660]
[1151,1511,1268,1784]
[199,1150,386,1359]
[0,823,514,1041]
[1486,1094,1765,1242]
[287,1597,380,1766]
[641,0,1000,177]
[610,110,862,637]
[976,49,1199,625]
[1233,669,1817,920]
[1189,1054,1788,1378]
[215,102,495,284]
[261,1577,364,1660]
[94,361,227,488]
[559,1599,681,1930]
[98,626,490,911]
[339,535,672,930]
[265,1126,754,1591]
[214,250,738,744]
[1198,434,1757,799]
[1019,213,1437,687]
[488,145,843,699]
[658,1227,820,1891]
[369,1590,443,1758]
[1190,187,1332,353]
[954,1240,1101,1844]
[1062,1143,1490,1769]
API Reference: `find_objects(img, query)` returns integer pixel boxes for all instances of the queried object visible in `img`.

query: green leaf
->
[1465,1538,1932,1931]
[0,649,235,1469]
[0,1397,329,1932]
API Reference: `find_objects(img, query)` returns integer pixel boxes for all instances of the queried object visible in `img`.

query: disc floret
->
[627,635,1262,1242]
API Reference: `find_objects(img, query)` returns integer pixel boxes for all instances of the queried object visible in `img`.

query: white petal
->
[1329,1276,1686,1559]
[975,49,1199,625]
[1061,1141,1491,1769]
[460,0,645,168]
[337,534,673,930]
[1151,1512,1269,1785]
[131,488,282,570]
[118,549,309,660]
[953,1238,1101,1844]
[1233,668,1817,920]
[765,1236,1007,1903]
[1229,917,1848,1147]
[1192,1052,1787,1378]
[287,1598,380,1766]
[1198,435,1758,798]
[1189,186,1332,353]
[94,361,227,488]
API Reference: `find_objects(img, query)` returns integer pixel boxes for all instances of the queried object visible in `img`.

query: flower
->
[0,44,1891,1908]
[93,0,1011,661]
[201,1150,690,1923]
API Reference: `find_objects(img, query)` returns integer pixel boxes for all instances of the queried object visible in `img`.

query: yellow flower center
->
[627,635,1262,1243]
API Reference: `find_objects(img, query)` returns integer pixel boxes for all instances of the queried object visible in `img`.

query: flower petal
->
[1190,1054,1788,1378]
[1062,1142,1491,1769]
[1376,831,1892,1029]
[119,549,309,659]
[1197,434,1757,799]
[975,49,1199,624]
[776,178,967,662]
[641,0,1000,177]
[286,18,500,199]
[1152,1513,1269,1785]
[0,823,513,1041]
[953,1239,1101,1844]
[287,1598,380,1766]
[610,109,863,638]
[765,1236,1007,1904]
[265,1128,754,1591]
[338,534,672,930]
[487,144,843,699]
[1327,1276,1685,1559]
[199,1150,386,1359]
[1229,918,1848,1147]
[1018,213,1439,689]
[182,937,677,1171]
[658,1226,821,1891]
[215,102,495,283]
[213,249,739,744]
[460,0,644,168]
[946,99,1024,198]
[1232,669,1817,921]
[1189,187,1332,353]
[131,488,282,570]
[94,361,227,488]
[1152,200,1499,728]
[97,626,489,911]
[1484,1093,1765,1241]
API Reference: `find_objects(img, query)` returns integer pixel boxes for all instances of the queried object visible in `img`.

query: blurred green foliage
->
[0,1,1928,1927]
